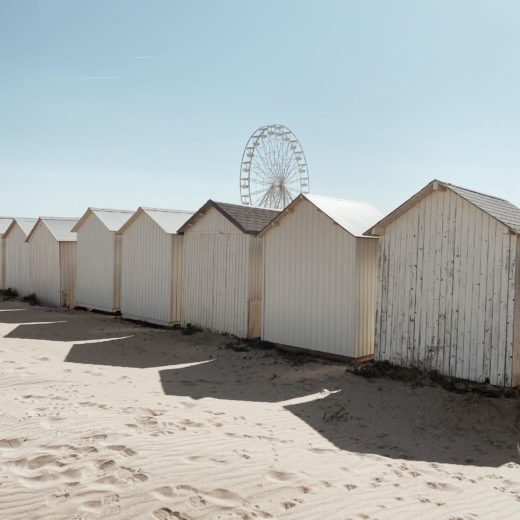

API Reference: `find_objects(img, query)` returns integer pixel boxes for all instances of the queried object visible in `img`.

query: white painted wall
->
[76,214,118,312]
[5,223,32,296]
[28,224,61,307]
[262,198,378,358]
[120,212,182,326]
[375,187,518,387]
[182,206,261,338]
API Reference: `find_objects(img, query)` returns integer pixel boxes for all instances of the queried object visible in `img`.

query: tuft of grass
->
[0,288,18,300]
[22,293,38,306]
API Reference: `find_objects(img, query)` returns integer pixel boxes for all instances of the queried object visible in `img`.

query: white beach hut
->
[178,200,279,338]
[26,218,78,308]
[259,194,383,360]
[4,218,37,296]
[118,207,193,326]
[72,208,134,313]
[365,180,520,388]
[0,218,14,290]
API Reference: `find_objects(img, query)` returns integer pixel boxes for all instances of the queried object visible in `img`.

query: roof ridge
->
[141,207,193,213]
[91,208,134,213]
[40,216,79,220]
[214,201,279,213]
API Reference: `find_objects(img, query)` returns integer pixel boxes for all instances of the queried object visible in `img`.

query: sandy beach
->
[1,301,520,519]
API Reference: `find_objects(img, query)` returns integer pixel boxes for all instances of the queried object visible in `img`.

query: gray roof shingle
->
[443,182,520,234]
[179,200,279,235]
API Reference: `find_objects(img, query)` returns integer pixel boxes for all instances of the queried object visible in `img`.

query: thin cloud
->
[78,76,117,80]
[115,55,152,60]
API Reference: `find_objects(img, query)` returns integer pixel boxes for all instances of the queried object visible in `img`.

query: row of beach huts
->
[1,179,520,388]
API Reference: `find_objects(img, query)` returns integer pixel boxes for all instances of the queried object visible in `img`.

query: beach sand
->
[1,301,520,519]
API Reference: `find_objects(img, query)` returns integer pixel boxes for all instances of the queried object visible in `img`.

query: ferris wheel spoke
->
[251,158,274,183]
[254,147,276,181]
[250,163,271,182]
[250,177,274,187]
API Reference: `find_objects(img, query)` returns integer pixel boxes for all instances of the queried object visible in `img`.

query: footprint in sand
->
[152,486,176,499]
[95,459,116,471]
[153,508,189,520]
[202,488,242,508]
[426,481,460,492]
[266,470,299,482]
[119,466,148,483]
[107,445,137,457]
[0,437,28,448]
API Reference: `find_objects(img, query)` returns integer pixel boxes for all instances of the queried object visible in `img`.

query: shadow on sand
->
[158,347,520,467]
[3,303,519,467]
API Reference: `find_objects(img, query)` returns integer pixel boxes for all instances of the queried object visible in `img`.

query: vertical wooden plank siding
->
[76,215,117,312]
[181,207,252,337]
[171,234,184,324]
[262,199,369,358]
[120,213,174,326]
[0,237,5,290]
[5,224,32,296]
[512,236,520,387]
[59,242,77,308]
[113,234,122,310]
[375,188,517,386]
[28,225,61,307]
[355,237,378,358]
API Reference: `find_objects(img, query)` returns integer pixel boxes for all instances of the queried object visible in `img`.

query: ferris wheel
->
[240,124,309,210]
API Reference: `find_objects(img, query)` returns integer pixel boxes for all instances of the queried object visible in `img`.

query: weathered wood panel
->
[376,187,518,386]
[182,208,255,337]
[181,207,266,338]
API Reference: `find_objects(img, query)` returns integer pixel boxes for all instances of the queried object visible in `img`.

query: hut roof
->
[118,207,193,235]
[178,200,279,235]
[365,180,520,236]
[26,217,78,242]
[259,193,383,238]
[72,208,134,232]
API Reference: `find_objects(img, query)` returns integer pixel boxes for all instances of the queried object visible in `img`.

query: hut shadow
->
[159,344,520,467]
[285,374,520,468]
[0,305,63,324]
[65,331,219,369]
[159,348,331,403]
[4,309,133,342]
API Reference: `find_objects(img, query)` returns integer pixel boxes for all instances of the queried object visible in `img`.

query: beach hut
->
[26,217,78,308]
[178,200,279,338]
[259,194,383,360]
[0,218,14,290]
[72,208,134,313]
[118,207,193,326]
[365,180,520,387]
[4,218,37,296]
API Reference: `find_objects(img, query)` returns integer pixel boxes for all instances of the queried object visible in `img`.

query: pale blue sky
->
[1,0,520,217]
